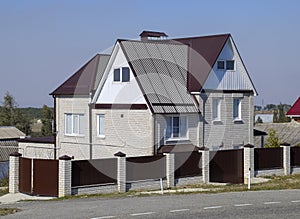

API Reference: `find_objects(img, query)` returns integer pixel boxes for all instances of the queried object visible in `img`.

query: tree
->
[273,103,291,123]
[264,128,281,148]
[256,116,263,124]
[0,92,31,135]
[41,105,53,136]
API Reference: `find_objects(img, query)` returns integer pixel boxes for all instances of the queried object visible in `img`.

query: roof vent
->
[139,31,168,41]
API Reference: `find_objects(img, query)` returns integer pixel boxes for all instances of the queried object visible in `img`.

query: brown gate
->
[19,157,32,194]
[209,149,244,184]
[33,159,59,197]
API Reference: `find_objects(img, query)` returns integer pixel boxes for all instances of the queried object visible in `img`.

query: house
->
[49,31,257,160]
[255,110,274,123]
[286,97,300,123]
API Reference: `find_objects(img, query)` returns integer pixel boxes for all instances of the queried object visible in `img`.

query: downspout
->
[89,92,93,159]
[151,114,156,155]
[52,95,57,160]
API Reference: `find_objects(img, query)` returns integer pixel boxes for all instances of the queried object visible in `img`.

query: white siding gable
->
[203,38,257,94]
[95,43,146,104]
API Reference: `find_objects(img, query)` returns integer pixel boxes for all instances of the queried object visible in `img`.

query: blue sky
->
[0,0,299,107]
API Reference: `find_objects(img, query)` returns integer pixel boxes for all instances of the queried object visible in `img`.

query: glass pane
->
[98,115,105,136]
[122,67,130,82]
[65,114,72,134]
[172,117,179,138]
[114,68,120,81]
[79,115,84,134]
[217,61,224,69]
[73,115,79,134]
[166,117,172,139]
[226,60,235,70]
[212,99,219,120]
[233,99,240,119]
[180,116,187,138]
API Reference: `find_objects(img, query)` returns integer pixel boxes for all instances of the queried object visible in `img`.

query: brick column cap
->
[280,142,290,146]
[114,151,126,157]
[10,152,22,157]
[244,144,254,148]
[59,155,72,160]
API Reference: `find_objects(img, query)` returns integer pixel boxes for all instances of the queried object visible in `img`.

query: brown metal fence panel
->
[72,158,117,187]
[33,159,58,197]
[209,149,244,184]
[126,155,166,181]
[175,152,202,178]
[254,148,283,170]
[19,157,32,194]
[291,147,300,167]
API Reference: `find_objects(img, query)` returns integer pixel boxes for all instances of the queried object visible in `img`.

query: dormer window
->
[113,67,130,82]
[217,60,235,71]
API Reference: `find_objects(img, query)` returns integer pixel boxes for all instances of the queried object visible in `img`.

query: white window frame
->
[166,115,188,140]
[65,113,84,136]
[226,60,235,71]
[216,59,235,71]
[113,67,130,82]
[217,60,225,70]
[97,114,105,138]
[212,98,221,121]
[233,98,242,121]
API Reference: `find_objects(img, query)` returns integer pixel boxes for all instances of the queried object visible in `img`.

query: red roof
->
[286,97,300,116]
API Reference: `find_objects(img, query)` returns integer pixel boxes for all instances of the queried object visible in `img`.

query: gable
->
[287,97,300,116]
[202,37,257,94]
[96,43,147,105]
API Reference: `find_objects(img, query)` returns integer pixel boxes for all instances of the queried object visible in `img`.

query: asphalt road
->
[2,189,300,219]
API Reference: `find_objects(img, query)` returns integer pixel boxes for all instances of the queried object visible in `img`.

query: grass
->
[0,208,19,216]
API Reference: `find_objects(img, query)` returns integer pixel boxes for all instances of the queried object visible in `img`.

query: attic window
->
[113,67,130,82]
[226,60,235,70]
[217,61,225,70]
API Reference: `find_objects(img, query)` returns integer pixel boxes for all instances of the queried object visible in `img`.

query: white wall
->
[96,45,146,104]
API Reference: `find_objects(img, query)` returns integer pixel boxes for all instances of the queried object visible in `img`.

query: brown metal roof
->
[139,31,168,38]
[18,136,55,144]
[50,54,110,96]
[175,34,230,92]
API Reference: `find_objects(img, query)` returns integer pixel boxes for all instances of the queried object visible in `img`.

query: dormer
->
[139,30,168,41]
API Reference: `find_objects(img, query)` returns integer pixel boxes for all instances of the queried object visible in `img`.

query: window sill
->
[233,119,244,124]
[97,135,105,139]
[212,120,223,125]
[64,134,85,137]
[166,138,189,143]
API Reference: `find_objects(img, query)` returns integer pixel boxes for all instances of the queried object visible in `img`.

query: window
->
[65,114,84,135]
[113,67,130,82]
[233,98,241,120]
[113,69,120,82]
[166,116,187,139]
[97,114,105,137]
[122,67,130,82]
[212,99,221,121]
[226,60,235,70]
[217,60,225,70]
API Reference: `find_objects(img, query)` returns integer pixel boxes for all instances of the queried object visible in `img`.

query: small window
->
[226,60,235,70]
[217,60,225,70]
[122,67,130,82]
[113,69,120,82]
[65,114,84,135]
[97,114,105,137]
[233,98,241,120]
[166,116,188,139]
[212,99,221,121]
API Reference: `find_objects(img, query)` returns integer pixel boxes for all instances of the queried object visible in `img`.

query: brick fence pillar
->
[244,144,254,184]
[199,147,210,184]
[164,153,174,188]
[281,142,291,175]
[58,155,72,197]
[114,152,126,193]
[9,152,22,194]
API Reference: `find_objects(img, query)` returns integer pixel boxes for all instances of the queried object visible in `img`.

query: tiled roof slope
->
[119,39,199,113]
[286,97,300,116]
[50,54,110,96]
[175,34,230,92]
[0,126,25,140]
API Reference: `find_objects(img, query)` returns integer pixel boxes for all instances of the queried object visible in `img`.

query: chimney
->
[139,31,168,41]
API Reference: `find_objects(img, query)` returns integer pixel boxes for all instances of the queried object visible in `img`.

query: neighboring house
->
[0,126,25,180]
[49,31,257,160]
[255,111,274,123]
[286,97,300,123]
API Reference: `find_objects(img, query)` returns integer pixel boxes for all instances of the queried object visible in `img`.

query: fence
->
[291,147,300,167]
[254,148,283,170]
[174,152,202,178]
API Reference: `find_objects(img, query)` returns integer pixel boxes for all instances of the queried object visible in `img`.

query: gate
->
[19,157,32,194]
[209,149,244,184]
[33,159,58,197]
[19,158,59,197]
